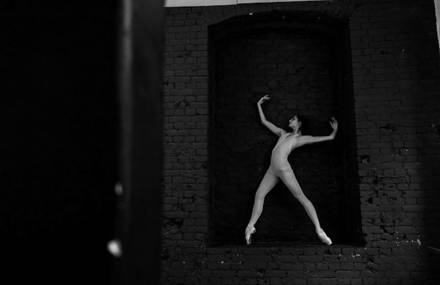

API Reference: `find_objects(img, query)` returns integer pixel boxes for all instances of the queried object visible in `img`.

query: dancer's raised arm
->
[298,117,338,145]
[257,95,286,136]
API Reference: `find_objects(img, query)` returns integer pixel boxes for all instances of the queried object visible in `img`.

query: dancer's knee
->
[255,191,266,201]
[291,189,305,200]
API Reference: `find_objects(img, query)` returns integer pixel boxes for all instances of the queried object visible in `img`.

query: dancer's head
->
[288,114,305,133]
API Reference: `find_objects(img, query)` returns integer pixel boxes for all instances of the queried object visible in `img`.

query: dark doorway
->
[209,11,364,246]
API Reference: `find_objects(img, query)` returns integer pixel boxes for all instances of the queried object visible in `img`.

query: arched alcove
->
[208,11,364,246]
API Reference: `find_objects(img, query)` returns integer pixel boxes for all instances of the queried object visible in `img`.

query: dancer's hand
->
[329,117,338,138]
[257,94,270,105]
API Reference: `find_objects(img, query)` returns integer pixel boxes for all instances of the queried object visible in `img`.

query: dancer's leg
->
[245,167,279,243]
[278,168,332,245]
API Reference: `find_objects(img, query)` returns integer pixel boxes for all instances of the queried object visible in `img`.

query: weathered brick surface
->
[162,0,440,284]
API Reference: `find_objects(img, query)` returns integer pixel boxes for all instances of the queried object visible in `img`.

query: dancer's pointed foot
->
[245,226,256,245]
[316,228,332,245]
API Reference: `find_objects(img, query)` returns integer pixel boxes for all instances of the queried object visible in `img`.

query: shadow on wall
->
[412,2,440,279]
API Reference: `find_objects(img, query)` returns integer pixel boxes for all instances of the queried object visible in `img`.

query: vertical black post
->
[119,0,164,284]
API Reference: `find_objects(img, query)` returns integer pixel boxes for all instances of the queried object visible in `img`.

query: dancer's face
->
[288,115,301,130]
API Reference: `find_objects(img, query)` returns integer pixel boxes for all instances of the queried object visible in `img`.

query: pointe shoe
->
[245,226,256,245]
[316,229,332,245]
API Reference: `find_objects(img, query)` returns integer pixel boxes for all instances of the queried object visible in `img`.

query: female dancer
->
[245,94,338,245]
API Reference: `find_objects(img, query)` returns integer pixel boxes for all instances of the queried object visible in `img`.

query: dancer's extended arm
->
[257,95,286,136]
[299,117,338,145]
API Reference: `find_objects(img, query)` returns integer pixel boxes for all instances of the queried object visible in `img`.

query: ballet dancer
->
[245,94,338,245]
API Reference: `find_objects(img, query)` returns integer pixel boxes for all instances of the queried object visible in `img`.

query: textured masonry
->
[162,0,440,284]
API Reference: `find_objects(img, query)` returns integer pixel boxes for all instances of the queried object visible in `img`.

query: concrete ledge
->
[165,0,331,8]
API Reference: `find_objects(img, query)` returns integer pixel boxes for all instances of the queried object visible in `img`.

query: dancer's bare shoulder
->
[284,133,311,149]
[294,134,310,147]
[284,132,301,140]
[279,132,303,149]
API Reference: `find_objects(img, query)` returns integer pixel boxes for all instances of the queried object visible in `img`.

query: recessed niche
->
[208,12,364,246]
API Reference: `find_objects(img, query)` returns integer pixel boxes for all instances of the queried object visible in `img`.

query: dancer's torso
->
[270,133,300,171]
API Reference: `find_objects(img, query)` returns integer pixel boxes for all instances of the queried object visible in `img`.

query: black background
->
[1,1,119,283]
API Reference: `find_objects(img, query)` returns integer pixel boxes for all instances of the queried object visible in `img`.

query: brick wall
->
[162,0,440,284]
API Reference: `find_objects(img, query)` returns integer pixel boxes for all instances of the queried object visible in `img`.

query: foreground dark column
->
[119,0,165,284]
